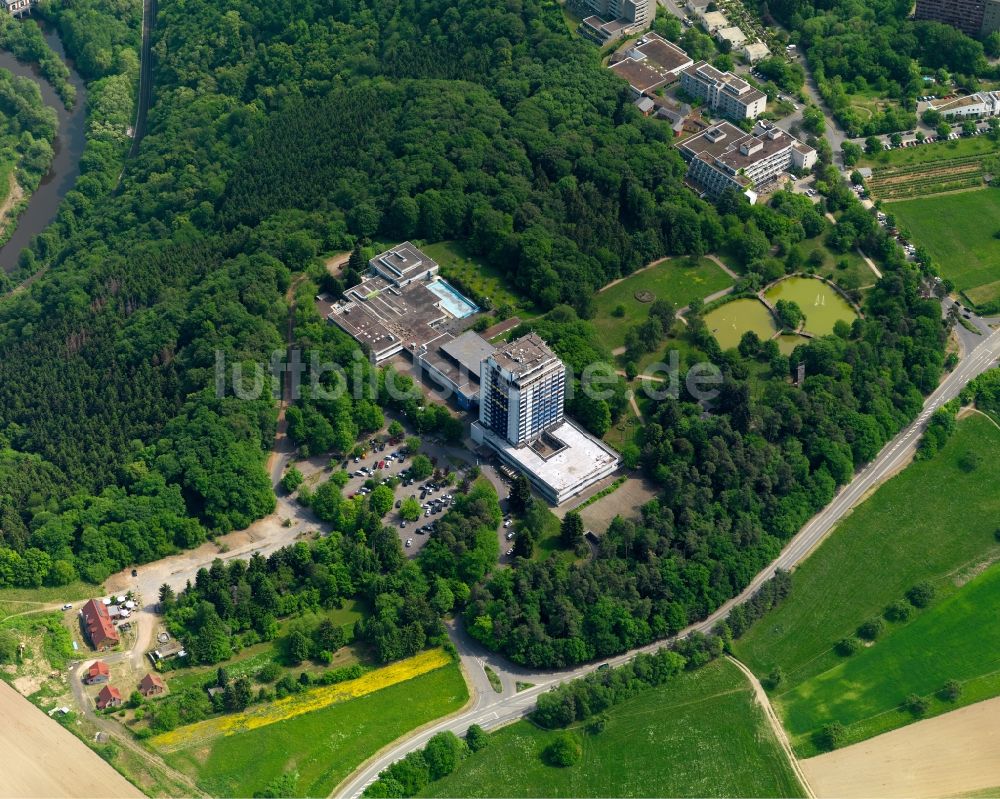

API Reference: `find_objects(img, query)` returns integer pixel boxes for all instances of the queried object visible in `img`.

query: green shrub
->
[543,732,582,767]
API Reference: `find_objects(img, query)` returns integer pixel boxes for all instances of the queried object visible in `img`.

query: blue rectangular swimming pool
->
[427,279,479,318]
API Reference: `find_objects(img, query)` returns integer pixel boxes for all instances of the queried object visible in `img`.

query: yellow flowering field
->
[150,647,451,753]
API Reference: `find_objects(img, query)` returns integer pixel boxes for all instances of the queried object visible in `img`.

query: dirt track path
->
[727,656,815,798]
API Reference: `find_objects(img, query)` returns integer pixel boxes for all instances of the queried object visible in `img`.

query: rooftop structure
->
[472,419,621,505]
[608,33,693,95]
[678,120,816,203]
[743,41,771,63]
[415,330,496,409]
[579,0,655,43]
[328,242,480,364]
[80,599,119,651]
[700,10,729,30]
[929,91,1000,118]
[680,60,766,120]
[716,25,747,48]
[473,333,620,504]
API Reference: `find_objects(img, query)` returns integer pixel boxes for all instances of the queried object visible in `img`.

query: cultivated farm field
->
[867,156,985,200]
[159,651,468,797]
[420,658,804,798]
[889,190,1000,309]
[733,415,1000,755]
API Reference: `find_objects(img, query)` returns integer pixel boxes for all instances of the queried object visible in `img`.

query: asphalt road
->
[335,324,1000,799]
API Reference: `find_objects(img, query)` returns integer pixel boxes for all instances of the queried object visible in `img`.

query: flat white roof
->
[476,419,619,497]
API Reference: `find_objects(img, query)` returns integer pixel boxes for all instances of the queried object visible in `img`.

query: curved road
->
[336,324,1000,799]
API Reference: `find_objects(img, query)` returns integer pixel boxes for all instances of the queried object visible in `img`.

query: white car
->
[503,519,513,528]
[405,538,413,548]
[61,604,73,611]
[506,548,515,556]
[506,531,515,541]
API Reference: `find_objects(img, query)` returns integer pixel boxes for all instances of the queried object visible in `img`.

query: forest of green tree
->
[0,0,948,670]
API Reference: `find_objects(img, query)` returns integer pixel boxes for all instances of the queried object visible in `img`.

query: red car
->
[378,460,386,470]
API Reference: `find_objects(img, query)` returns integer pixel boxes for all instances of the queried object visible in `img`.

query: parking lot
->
[290,424,517,562]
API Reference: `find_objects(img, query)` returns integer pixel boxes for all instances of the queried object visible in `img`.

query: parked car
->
[503,519,513,528]
[506,531,515,541]
[61,604,73,611]
[405,538,413,548]
[506,548,515,556]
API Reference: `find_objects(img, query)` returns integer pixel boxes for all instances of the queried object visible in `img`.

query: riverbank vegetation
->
[0,13,75,107]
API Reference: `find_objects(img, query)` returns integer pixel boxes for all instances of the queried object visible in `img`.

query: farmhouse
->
[79,599,119,651]
[681,61,767,120]
[678,120,817,203]
[83,661,110,685]
[327,242,480,365]
[139,673,166,698]
[95,685,122,710]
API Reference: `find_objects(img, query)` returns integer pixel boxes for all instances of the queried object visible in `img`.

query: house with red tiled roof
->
[80,599,119,651]
[83,660,110,685]
[95,684,122,710]
[138,672,165,697]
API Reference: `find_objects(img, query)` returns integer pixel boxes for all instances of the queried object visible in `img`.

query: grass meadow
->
[591,257,733,350]
[860,135,1000,168]
[889,190,1000,308]
[421,658,804,798]
[733,415,1000,754]
[780,561,1000,754]
[162,655,468,797]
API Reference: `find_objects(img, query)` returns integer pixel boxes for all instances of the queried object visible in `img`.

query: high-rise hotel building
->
[479,333,565,447]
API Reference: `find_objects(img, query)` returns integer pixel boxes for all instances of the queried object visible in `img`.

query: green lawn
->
[733,415,1000,753]
[798,234,876,290]
[860,135,1000,168]
[890,190,1000,308]
[419,240,528,314]
[165,660,468,798]
[778,561,1000,754]
[421,658,804,798]
[592,257,733,350]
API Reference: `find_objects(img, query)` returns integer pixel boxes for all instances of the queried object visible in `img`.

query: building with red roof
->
[138,672,166,697]
[95,684,122,710]
[80,599,119,651]
[83,660,110,685]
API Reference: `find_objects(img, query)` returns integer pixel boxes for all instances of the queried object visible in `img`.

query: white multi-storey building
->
[471,334,620,505]
[580,0,656,43]
[929,91,1000,119]
[680,61,767,120]
[479,333,565,447]
[678,120,817,203]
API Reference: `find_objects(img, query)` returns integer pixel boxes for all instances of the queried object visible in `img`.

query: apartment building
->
[580,0,656,43]
[914,0,1000,35]
[1,0,35,17]
[681,61,767,120]
[678,120,817,203]
[608,32,693,96]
